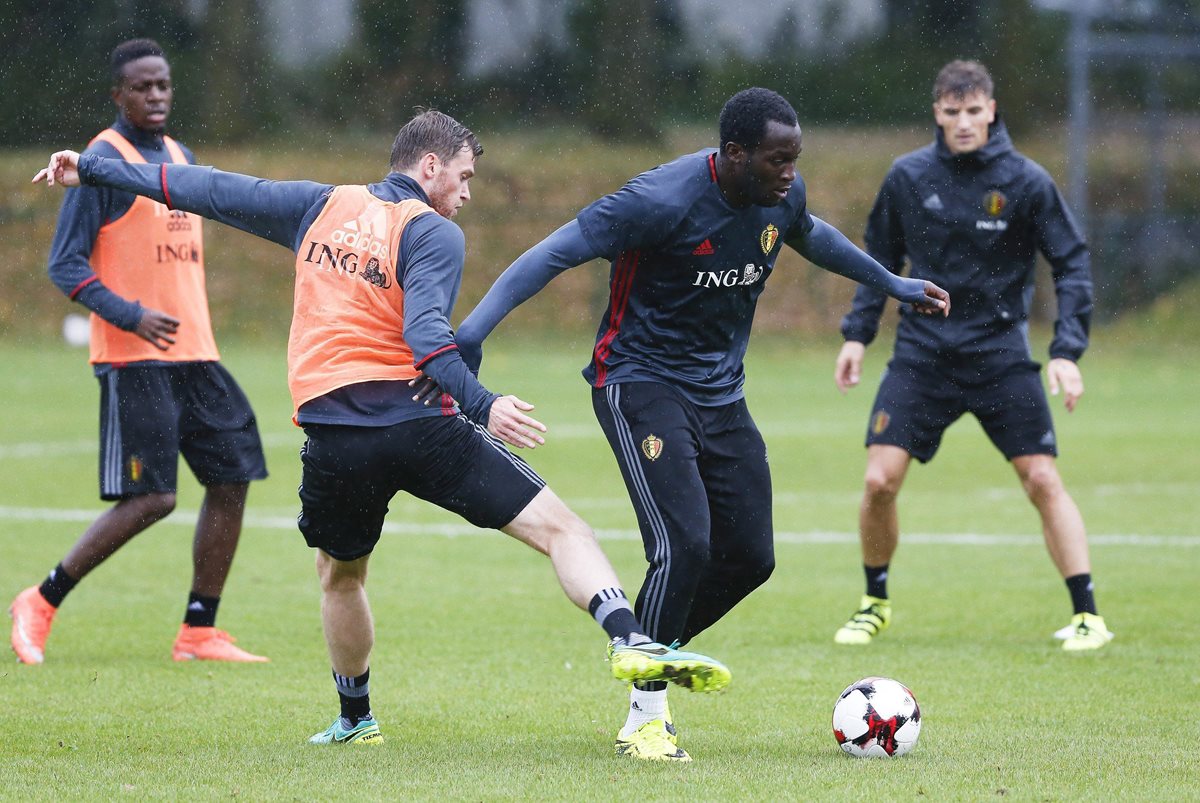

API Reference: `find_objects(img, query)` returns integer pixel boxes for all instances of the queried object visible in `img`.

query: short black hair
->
[110,38,166,86]
[933,60,994,102]
[389,109,483,172]
[719,88,799,151]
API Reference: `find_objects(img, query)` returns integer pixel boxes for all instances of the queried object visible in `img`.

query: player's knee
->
[1021,464,1064,503]
[863,468,902,502]
[315,551,367,593]
[129,491,176,522]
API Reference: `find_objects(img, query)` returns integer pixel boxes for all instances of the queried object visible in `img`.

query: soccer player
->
[454,88,950,761]
[831,60,1110,651]
[33,109,731,748]
[9,39,269,665]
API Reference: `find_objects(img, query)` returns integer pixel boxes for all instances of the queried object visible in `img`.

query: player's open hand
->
[487,395,547,449]
[135,307,180,351]
[1047,358,1084,412]
[835,341,866,393]
[408,372,447,406]
[909,280,950,316]
[32,151,83,188]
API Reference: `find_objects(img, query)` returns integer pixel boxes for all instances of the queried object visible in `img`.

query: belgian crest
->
[760,223,779,254]
[982,190,1007,217]
[641,434,663,461]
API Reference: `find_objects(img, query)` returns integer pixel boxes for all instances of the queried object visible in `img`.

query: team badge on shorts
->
[760,223,779,254]
[871,410,891,435]
[982,190,1007,217]
[128,456,143,482]
[641,434,664,461]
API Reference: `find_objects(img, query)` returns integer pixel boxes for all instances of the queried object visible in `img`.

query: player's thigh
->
[177,362,268,486]
[592,382,711,556]
[404,415,546,533]
[697,401,773,562]
[866,359,964,463]
[297,423,403,561]
[970,363,1058,459]
[97,366,182,500]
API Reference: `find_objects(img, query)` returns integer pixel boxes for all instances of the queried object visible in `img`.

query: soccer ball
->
[832,677,921,758]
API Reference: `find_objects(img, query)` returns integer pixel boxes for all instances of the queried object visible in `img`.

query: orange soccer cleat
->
[172,624,269,663]
[9,586,57,665]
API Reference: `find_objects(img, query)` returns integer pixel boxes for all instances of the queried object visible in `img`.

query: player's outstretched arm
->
[32,151,82,188]
[789,216,950,317]
[457,220,598,372]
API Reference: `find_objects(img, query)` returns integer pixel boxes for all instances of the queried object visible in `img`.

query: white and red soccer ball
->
[832,677,921,758]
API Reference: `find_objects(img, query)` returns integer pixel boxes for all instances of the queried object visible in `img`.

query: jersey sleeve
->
[1030,167,1093,361]
[78,153,332,250]
[576,169,676,258]
[785,176,815,239]
[48,143,144,330]
[398,214,500,425]
[840,166,907,345]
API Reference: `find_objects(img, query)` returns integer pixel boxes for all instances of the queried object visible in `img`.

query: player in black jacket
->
[832,60,1111,651]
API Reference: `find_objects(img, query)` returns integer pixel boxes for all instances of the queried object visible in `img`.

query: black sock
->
[39,563,78,608]
[634,680,668,692]
[334,668,372,722]
[588,588,642,642]
[1065,573,1097,615]
[864,563,889,600]
[184,592,220,628]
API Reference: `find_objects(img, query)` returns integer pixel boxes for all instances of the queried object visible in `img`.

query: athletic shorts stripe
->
[603,383,672,639]
[461,416,545,488]
[102,372,122,497]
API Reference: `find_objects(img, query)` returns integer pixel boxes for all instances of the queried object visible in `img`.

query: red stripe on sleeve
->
[69,276,99,299]
[708,153,718,183]
[414,343,458,369]
[160,164,174,210]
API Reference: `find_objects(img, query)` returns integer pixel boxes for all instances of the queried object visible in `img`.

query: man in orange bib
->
[9,39,269,665]
[33,109,732,749]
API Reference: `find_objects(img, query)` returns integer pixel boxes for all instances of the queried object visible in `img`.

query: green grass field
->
[1,330,1197,800]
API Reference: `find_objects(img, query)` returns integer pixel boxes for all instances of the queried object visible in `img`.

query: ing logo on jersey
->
[982,190,1007,217]
[871,410,891,435]
[641,434,663,461]
[760,223,779,254]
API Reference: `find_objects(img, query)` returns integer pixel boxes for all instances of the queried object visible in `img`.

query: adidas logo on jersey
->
[691,238,714,256]
[330,219,390,259]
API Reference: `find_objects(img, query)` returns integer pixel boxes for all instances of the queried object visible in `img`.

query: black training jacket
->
[840,119,1093,362]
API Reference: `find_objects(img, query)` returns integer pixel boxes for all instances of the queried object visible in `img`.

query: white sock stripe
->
[592,595,634,626]
[604,384,672,639]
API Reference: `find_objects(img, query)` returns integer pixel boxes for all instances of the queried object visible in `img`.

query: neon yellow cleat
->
[609,639,731,693]
[309,716,383,745]
[1061,613,1113,652]
[834,595,892,645]
[615,719,690,762]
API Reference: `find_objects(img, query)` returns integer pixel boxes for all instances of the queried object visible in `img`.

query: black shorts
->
[297,414,546,561]
[865,356,1057,463]
[97,362,268,500]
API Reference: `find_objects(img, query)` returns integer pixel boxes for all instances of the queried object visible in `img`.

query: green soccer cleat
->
[308,716,383,745]
[1061,613,1114,652]
[833,595,892,645]
[615,719,691,762]
[608,639,731,693]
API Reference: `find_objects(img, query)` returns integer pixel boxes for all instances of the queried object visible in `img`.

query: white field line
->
[0,505,1195,547]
